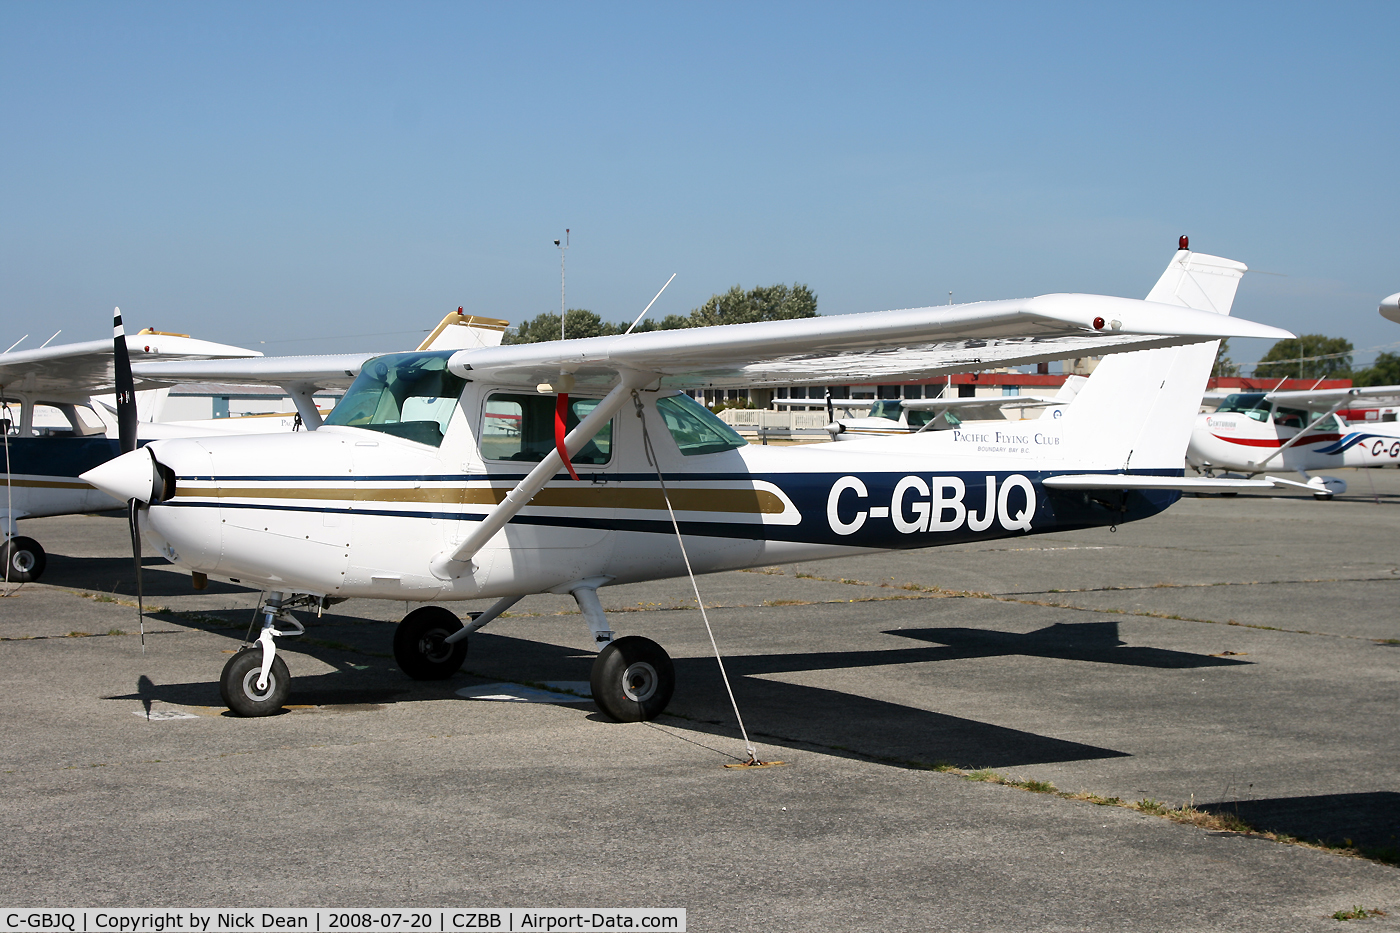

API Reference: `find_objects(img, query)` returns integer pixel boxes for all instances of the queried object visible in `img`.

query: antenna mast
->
[556,229,570,340]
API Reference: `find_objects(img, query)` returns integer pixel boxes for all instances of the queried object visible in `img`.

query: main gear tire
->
[590,636,675,723]
[393,606,468,680]
[1,536,45,583]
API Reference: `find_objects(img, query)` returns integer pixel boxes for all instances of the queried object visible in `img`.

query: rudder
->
[1059,248,1248,471]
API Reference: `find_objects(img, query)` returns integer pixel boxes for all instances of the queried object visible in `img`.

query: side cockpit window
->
[480,393,612,464]
[323,351,466,447]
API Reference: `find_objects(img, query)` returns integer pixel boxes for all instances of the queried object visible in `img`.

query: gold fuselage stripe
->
[6,478,93,490]
[175,485,786,514]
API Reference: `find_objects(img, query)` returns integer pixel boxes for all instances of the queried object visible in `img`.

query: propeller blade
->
[128,499,144,651]
[825,391,834,424]
[112,307,138,455]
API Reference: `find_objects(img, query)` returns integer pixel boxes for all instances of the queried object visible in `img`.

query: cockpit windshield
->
[869,400,903,422]
[1213,392,1340,431]
[324,351,466,447]
[1215,393,1271,422]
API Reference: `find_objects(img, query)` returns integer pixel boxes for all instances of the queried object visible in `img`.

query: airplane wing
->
[132,352,378,390]
[902,395,1060,411]
[1259,385,1400,410]
[0,329,261,399]
[1381,292,1399,325]
[448,293,1292,390]
[128,311,508,390]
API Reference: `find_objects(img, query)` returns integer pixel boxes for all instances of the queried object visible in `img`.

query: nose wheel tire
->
[220,647,291,717]
[1,536,46,583]
[393,606,468,680]
[590,636,675,723]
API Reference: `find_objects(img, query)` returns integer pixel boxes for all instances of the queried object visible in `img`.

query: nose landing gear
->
[220,592,305,717]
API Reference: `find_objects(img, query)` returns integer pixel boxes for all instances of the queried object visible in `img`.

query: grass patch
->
[107,628,125,636]
[761,599,809,607]
[1331,906,1385,921]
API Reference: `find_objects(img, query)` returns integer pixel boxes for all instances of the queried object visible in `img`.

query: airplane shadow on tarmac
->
[43,554,251,597]
[1199,792,1400,855]
[107,612,1246,772]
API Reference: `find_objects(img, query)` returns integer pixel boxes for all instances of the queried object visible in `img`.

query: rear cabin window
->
[656,394,747,456]
[323,351,466,447]
[480,393,612,464]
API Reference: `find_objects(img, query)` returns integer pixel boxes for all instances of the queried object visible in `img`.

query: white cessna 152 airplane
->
[83,241,1291,722]
[1187,385,1400,497]
[1187,291,1400,498]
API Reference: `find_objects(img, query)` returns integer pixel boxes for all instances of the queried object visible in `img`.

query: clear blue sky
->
[2,2,1397,369]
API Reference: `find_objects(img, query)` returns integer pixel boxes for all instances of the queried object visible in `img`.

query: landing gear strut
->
[572,584,675,722]
[220,591,304,717]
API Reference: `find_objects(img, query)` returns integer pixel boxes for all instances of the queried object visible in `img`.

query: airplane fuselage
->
[139,389,1176,603]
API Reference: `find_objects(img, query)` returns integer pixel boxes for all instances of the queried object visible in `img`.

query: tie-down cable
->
[631,390,781,768]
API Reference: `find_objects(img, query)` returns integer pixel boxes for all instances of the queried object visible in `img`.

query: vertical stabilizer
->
[1060,248,1248,471]
[418,311,510,351]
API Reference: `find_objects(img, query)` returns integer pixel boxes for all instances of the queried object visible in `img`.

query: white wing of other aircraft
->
[1380,292,1400,325]
[0,311,507,583]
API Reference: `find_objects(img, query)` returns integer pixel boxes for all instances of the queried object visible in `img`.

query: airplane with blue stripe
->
[84,242,1290,723]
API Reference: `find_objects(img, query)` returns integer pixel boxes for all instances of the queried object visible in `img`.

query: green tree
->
[1352,351,1400,387]
[504,309,624,344]
[504,283,819,343]
[1253,334,1353,380]
[685,283,818,327]
[1211,339,1239,378]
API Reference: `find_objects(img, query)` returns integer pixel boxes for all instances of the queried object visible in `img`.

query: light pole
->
[554,229,569,340]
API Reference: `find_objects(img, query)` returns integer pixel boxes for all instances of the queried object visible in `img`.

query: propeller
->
[111,307,145,650]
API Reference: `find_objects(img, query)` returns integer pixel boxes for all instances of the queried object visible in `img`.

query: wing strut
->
[1247,398,1350,470]
[428,372,650,580]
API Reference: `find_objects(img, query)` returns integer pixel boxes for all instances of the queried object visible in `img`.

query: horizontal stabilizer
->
[1043,474,1276,491]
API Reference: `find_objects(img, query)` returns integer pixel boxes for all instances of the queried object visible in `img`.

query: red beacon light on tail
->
[1179,235,1189,250]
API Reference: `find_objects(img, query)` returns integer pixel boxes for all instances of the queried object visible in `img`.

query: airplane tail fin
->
[417,310,510,351]
[1059,247,1248,471]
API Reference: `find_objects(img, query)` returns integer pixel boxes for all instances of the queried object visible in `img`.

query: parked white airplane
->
[84,244,1291,722]
[0,310,505,581]
[826,391,1070,439]
[1187,292,1400,498]
[1187,385,1400,497]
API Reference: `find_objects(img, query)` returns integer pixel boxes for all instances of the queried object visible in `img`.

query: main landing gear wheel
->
[393,606,468,680]
[220,647,290,717]
[590,636,675,723]
[1,536,45,583]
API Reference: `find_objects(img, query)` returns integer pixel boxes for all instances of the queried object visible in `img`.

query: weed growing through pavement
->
[1331,906,1386,921]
